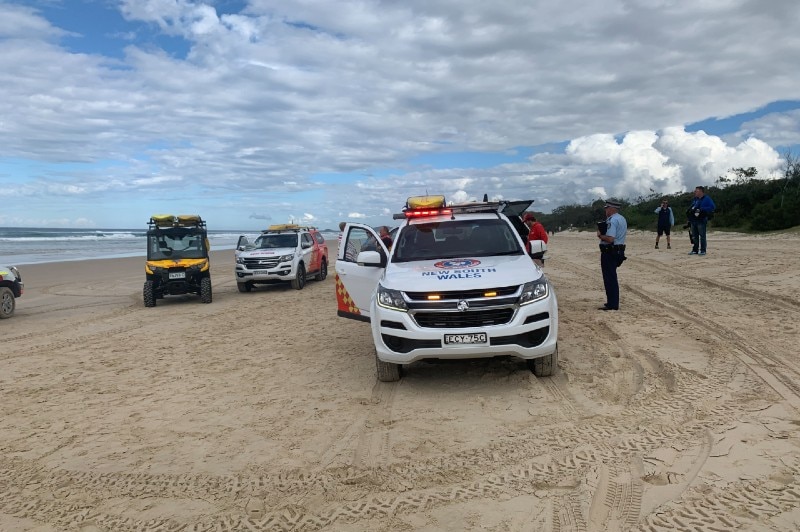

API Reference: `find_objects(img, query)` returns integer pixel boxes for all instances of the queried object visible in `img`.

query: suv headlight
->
[376,285,408,312]
[279,254,294,262]
[518,279,548,306]
[236,256,245,264]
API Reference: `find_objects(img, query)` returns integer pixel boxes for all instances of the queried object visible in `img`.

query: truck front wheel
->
[526,345,558,377]
[143,281,156,308]
[200,277,212,303]
[237,281,253,293]
[291,264,306,290]
[375,349,401,382]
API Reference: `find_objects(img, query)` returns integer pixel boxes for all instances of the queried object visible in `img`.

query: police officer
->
[597,200,627,311]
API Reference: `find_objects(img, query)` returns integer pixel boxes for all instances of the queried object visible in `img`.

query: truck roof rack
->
[392,200,514,220]
[262,224,317,233]
[148,214,207,229]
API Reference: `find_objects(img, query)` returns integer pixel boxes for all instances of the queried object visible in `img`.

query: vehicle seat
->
[472,229,494,252]
[414,230,436,250]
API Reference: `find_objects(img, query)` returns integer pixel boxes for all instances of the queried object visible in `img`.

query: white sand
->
[2,232,799,531]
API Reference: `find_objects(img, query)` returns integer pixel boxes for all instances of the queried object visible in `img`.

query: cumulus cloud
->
[0,0,798,227]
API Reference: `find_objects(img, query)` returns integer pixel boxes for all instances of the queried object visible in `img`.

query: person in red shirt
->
[523,212,548,266]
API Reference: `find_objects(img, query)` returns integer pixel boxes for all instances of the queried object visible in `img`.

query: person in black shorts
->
[654,199,674,249]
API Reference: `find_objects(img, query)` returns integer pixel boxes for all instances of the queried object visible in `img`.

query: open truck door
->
[334,223,388,321]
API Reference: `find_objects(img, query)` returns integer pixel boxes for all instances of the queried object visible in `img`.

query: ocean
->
[0,227,340,266]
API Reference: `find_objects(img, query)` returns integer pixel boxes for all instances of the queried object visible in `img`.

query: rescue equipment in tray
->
[149,214,205,228]
[264,224,317,232]
[402,195,451,218]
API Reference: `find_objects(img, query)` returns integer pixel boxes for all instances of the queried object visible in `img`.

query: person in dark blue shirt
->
[654,199,674,249]
[687,186,716,256]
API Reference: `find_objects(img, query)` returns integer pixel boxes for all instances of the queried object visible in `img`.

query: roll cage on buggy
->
[143,215,212,307]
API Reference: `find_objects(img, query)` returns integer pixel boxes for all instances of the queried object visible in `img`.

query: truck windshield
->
[147,230,206,260]
[393,219,523,262]
[254,234,299,249]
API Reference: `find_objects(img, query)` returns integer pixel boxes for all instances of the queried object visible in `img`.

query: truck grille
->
[414,308,514,328]
[405,285,519,301]
[241,258,280,269]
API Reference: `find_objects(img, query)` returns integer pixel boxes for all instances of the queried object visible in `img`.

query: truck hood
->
[238,247,295,258]
[383,255,541,291]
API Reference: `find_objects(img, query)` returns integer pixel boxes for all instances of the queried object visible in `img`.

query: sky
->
[1,0,799,230]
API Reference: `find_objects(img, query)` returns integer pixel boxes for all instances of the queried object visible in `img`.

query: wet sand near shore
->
[2,232,799,531]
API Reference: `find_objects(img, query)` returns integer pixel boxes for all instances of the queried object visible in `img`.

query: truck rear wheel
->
[315,258,327,281]
[237,281,253,293]
[527,345,558,377]
[0,287,15,318]
[143,281,156,308]
[291,264,306,290]
[200,277,212,303]
[375,349,401,382]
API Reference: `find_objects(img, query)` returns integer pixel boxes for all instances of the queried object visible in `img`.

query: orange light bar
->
[484,291,497,297]
[427,294,441,300]
[405,208,452,218]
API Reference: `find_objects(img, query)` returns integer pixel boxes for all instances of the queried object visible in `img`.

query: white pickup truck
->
[235,225,329,292]
[0,265,23,319]
[335,196,558,381]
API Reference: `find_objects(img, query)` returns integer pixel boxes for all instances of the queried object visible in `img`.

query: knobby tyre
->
[200,277,212,303]
[143,281,156,308]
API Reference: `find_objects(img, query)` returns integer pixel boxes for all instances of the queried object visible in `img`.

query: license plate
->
[168,272,186,279]
[444,333,487,345]
[253,270,270,275]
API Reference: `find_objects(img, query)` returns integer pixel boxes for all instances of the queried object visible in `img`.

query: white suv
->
[335,196,558,381]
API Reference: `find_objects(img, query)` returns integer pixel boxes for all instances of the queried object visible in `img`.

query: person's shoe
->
[688,251,698,255]
[598,306,618,311]
[699,251,706,255]
[655,243,659,249]
[667,243,671,249]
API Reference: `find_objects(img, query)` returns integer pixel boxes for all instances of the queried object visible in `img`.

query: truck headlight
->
[236,256,245,264]
[518,279,548,306]
[279,254,294,262]
[377,285,408,312]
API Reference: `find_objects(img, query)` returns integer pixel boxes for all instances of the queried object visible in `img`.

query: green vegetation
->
[538,153,800,233]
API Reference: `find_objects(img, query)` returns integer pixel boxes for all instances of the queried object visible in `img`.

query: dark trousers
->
[601,252,619,309]
[690,220,708,252]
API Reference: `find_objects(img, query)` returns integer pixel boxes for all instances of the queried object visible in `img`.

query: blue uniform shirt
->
[606,212,627,245]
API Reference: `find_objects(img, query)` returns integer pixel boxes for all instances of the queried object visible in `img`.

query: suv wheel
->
[0,287,15,318]
[291,264,306,290]
[143,281,156,308]
[200,277,213,303]
[526,345,558,377]
[375,349,401,382]
[315,258,328,281]
[237,281,253,293]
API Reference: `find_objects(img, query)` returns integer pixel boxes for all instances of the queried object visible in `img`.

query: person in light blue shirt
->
[597,200,627,311]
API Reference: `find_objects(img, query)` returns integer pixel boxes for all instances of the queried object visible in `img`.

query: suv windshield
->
[393,219,523,262]
[254,233,299,249]
[147,229,207,260]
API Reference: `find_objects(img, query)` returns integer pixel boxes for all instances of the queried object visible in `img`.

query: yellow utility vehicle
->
[144,215,212,307]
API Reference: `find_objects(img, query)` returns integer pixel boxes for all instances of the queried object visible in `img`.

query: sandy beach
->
[2,231,800,531]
